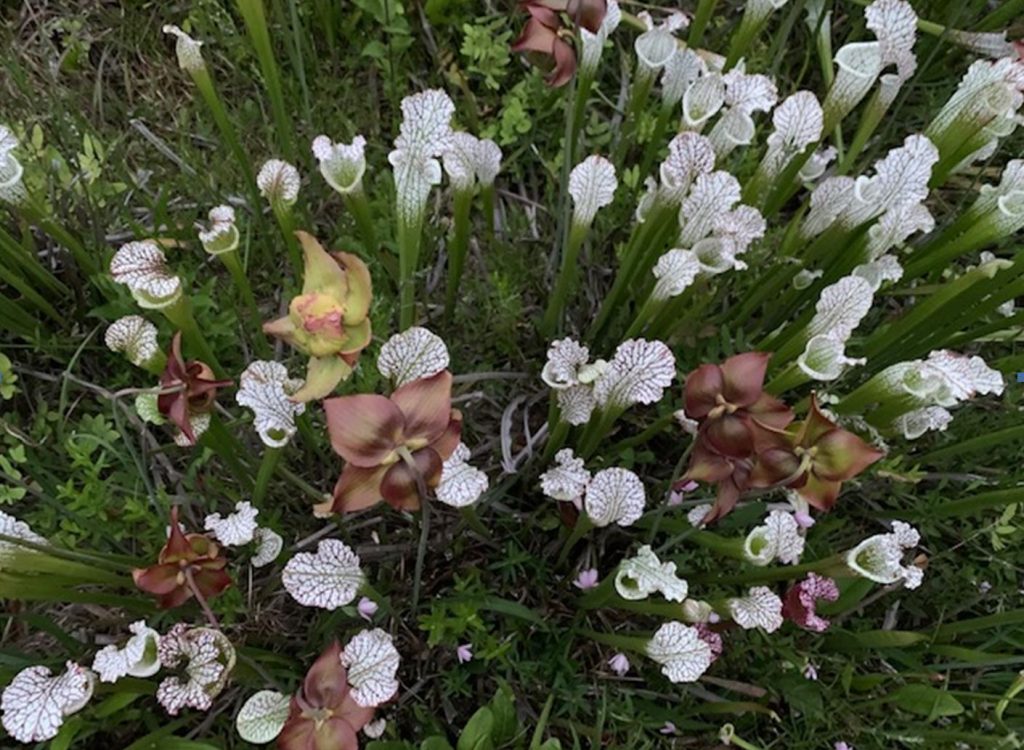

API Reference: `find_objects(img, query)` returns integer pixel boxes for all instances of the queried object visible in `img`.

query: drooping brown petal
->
[335,693,375,735]
[535,0,607,32]
[797,395,839,446]
[702,414,755,458]
[511,15,578,88]
[278,707,360,750]
[192,565,232,601]
[683,363,725,419]
[704,473,747,525]
[794,472,842,511]
[379,449,443,511]
[330,464,388,514]
[431,409,463,461]
[389,371,454,446]
[679,442,735,484]
[160,507,194,563]
[719,352,772,408]
[324,394,404,467]
[302,641,348,710]
[747,392,795,430]
[748,446,802,488]
[132,563,181,597]
[812,428,884,482]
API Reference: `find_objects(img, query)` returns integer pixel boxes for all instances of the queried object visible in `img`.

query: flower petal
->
[324,394,404,467]
[389,370,453,445]
[282,540,365,611]
[331,464,388,514]
[719,352,771,407]
[379,449,443,510]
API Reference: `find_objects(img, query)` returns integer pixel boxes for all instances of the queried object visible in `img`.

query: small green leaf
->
[457,707,495,750]
[888,684,964,720]
[420,739,455,750]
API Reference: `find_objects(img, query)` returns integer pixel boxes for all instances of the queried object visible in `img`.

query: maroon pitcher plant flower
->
[278,642,374,750]
[751,395,884,510]
[133,507,231,609]
[684,352,793,458]
[158,332,232,445]
[512,0,607,87]
[782,573,840,632]
[322,371,462,515]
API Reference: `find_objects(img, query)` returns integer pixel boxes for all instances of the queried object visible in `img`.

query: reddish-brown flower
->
[321,371,462,515]
[132,507,231,609]
[278,642,374,750]
[512,0,607,87]
[782,573,839,632]
[684,352,793,458]
[751,395,885,510]
[157,332,232,445]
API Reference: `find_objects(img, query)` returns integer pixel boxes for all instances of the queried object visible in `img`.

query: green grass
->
[1,0,1024,748]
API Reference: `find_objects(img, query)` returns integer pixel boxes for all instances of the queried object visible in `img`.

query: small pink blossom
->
[708,611,721,624]
[794,510,816,528]
[456,644,473,664]
[357,596,378,621]
[574,568,600,590]
[607,653,630,676]
[835,743,852,750]
[803,662,818,680]
[666,491,684,507]
[677,480,698,493]
[783,573,840,632]
[660,721,677,735]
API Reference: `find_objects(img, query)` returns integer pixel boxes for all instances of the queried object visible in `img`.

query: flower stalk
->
[444,187,475,320]
[236,0,296,160]
[541,221,589,336]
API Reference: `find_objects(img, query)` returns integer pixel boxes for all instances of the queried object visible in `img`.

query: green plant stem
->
[569,71,594,161]
[397,212,424,331]
[203,415,256,492]
[253,446,282,506]
[577,407,622,459]
[162,295,226,377]
[557,516,594,567]
[612,69,656,169]
[18,200,97,277]
[837,89,887,174]
[764,362,809,396]
[189,67,260,210]
[685,530,747,560]
[237,0,296,160]
[343,187,377,253]
[725,7,770,71]
[622,294,665,340]
[541,221,589,336]
[218,249,271,357]
[577,628,649,654]
[444,188,474,320]
[687,0,719,47]
[271,203,304,280]
[480,183,496,243]
[637,104,675,183]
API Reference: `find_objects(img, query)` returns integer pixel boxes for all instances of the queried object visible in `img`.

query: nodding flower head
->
[263,231,373,402]
[198,205,239,255]
[157,332,232,446]
[132,507,231,609]
[162,24,205,72]
[278,641,375,750]
[322,371,462,515]
[257,159,300,207]
[313,135,368,195]
[751,394,884,511]
[512,1,608,87]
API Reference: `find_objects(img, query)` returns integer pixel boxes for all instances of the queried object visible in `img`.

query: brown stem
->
[183,567,221,630]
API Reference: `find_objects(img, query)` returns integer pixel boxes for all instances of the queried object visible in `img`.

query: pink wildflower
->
[574,568,600,590]
[456,644,473,664]
[607,653,630,676]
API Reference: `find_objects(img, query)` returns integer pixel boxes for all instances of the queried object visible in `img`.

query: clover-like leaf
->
[678,171,742,246]
[743,510,805,566]
[341,628,401,708]
[924,350,1004,402]
[682,73,726,130]
[593,339,675,409]
[109,241,183,310]
[661,48,705,107]
[569,156,617,227]
[660,132,716,203]
[584,467,645,528]
[802,176,856,238]
[892,405,953,440]
[282,539,364,610]
[157,625,236,715]
[312,134,367,195]
[806,276,875,342]
[162,25,205,71]
[257,159,300,206]
[842,134,938,228]
[442,132,482,191]
[204,501,259,547]
[865,0,918,81]
[0,511,45,565]
[435,443,489,508]
[1,662,94,743]
[92,621,160,683]
[615,545,688,602]
[105,316,160,368]
[652,249,701,301]
[540,449,592,502]
[377,327,450,388]
[727,586,784,632]
[646,622,714,684]
[236,360,306,447]
[723,70,778,115]
[251,527,284,568]
[797,335,866,381]
[237,690,291,744]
